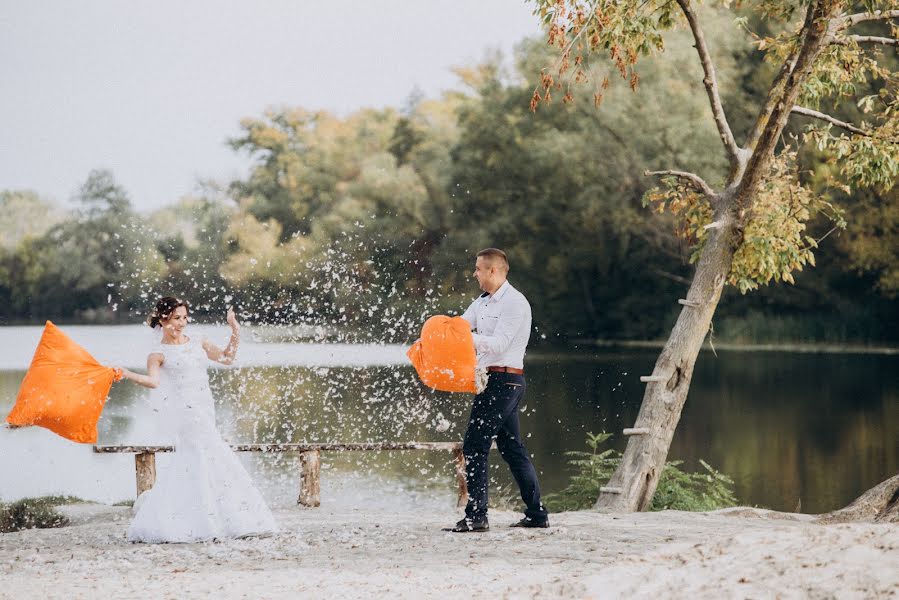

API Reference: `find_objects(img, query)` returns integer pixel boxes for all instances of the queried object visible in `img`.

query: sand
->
[0,504,896,599]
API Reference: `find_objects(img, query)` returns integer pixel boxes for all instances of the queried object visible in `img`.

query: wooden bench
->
[93,442,475,507]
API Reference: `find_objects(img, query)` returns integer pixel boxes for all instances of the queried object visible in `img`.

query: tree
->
[7,170,165,320]
[0,191,63,251]
[446,30,750,339]
[225,104,461,335]
[528,0,898,511]
[0,191,64,320]
[142,194,235,316]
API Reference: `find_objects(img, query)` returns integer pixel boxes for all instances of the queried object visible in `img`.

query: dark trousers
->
[462,372,547,521]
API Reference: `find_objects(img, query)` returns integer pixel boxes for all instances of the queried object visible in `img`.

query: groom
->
[449,248,549,532]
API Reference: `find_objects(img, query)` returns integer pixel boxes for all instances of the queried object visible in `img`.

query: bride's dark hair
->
[147,296,190,329]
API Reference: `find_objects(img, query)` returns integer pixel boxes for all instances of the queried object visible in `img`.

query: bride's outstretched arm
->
[203,307,240,365]
[120,353,163,388]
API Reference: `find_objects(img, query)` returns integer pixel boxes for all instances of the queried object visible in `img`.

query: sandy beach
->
[1,504,896,599]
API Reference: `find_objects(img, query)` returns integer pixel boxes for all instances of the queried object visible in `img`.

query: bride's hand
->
[227,307,240,332]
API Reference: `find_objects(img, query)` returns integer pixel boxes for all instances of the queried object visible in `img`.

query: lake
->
[1,325,896,514]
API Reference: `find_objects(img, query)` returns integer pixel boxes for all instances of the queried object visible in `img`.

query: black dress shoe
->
[445,517,490,533]
[510,516,549,528]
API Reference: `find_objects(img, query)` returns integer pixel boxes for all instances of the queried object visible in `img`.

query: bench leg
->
[298,449,321,507]
[135,452,157,497]
[453,447,468,508]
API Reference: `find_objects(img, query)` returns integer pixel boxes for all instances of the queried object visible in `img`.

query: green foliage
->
[645,151,848,294]
[0,497,73,533]
[0,5,896,341]
[0,170,165,320]
[219,104,458,336]
[0,191,63,251]
[529,1,897,304]
[544,432,737,512]
[712,307,891,344]
[840,189,899,297]
[653,460,738,511]
[530,0,676,108]
[543,432,619,512]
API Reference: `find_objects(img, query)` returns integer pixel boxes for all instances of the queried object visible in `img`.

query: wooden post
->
[453,447,468,508]
[298,449,321,507]
[135,452,157,496]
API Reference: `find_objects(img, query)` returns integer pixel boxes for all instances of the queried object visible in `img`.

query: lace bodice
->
[156,337,211,391]
[152,337,215,436]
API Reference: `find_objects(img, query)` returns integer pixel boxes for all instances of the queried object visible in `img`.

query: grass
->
[712,310,894,346]
[0,496,85,533]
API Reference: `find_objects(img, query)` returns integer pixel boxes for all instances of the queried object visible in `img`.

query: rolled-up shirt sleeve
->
[471,299,527,355]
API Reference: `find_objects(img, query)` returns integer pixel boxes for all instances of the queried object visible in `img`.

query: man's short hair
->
[476,248,509,271]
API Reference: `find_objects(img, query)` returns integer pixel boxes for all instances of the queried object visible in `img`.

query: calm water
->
[1,326,896,514]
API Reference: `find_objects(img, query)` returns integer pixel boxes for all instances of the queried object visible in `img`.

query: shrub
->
[544,432,737,512]
[0,497,74,533]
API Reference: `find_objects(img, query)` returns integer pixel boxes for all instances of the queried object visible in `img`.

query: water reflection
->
[1,349,896,513]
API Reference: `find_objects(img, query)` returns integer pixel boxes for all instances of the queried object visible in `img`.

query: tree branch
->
[745,6,811,156]
[646,169,716,197]
[674,0,741,165]
[834,34,899,46]
[791,105,870,136]
[842,10,899,28]
[737,1,838,204]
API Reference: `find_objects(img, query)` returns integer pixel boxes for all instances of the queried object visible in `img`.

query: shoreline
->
[570,338,899,355]
[1,323,897,357]
[0,503,895,599]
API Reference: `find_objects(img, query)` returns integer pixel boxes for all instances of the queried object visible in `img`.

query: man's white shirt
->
[461,280,531,369]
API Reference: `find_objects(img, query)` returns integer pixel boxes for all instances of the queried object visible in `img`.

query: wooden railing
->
[93,442,475,507]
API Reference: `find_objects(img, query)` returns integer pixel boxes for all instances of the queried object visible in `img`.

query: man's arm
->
[461,299,478,330]
[471,299,528,355]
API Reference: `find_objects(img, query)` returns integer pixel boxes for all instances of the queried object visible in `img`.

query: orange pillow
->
[6,321,122,443]
[407,315,479,393]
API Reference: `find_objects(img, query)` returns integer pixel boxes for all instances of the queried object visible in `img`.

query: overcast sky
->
[0,1,541,212]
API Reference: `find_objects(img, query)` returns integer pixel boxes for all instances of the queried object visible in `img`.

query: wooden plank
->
[298,449,321,507]
[623,427,650,436]
[678,299,701,307]
[94,441,496,509]
[95,442,479,454]
[94,445,175,453]
[135,452,157,496]
[231,442,463,453]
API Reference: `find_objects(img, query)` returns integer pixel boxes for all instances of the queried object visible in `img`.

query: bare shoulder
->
[148,352,164,366]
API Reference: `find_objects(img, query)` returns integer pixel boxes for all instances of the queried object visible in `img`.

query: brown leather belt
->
[487,366,524,375]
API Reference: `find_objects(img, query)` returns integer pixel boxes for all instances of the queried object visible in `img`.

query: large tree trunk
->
[595,213,738,511]
[595,0,843,512]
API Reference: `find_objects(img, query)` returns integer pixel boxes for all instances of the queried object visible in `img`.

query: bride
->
[119,296,277,543]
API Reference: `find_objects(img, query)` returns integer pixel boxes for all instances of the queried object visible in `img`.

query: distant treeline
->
[1,28,896,344]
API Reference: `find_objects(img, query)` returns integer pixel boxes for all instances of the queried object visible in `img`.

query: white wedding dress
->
[127,337,277,543]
